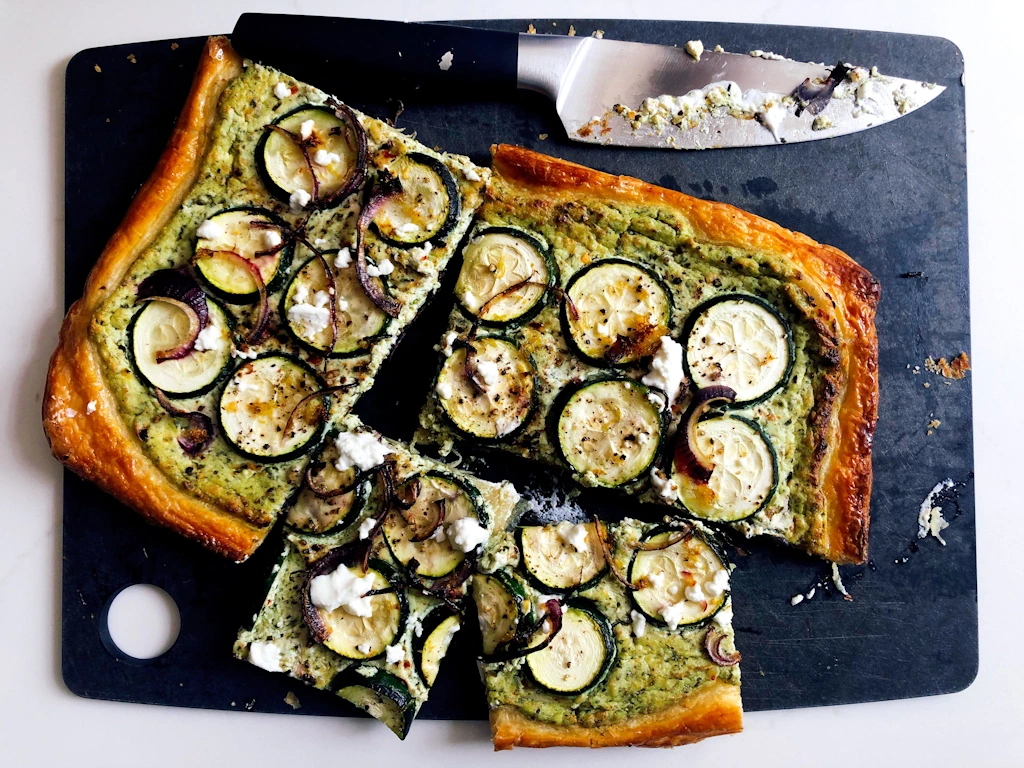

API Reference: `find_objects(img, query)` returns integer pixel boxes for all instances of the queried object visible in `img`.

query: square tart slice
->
[416,144,878,563]
[43,36,487,560]
[472,517,742,749]
[235,420,522,739]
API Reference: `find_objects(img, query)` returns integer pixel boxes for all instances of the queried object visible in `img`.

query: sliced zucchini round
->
[683,294,795,406]
[193,207,292,303]
[309,562,406,661]
[130,297,232,397]
[628,526,730,629]
[332,667,415,740]
[382,471,486,578]
[282,252,391,358]
[258,105,362,206]
[517,522,607,592]
[218,354,328,462]
[555,378,665,488]
[286,434,370,536]
[372,153,459,247]
[414,609,461,687]
[472,572,530,656]
[672,414,778,522]
[455,228,554,326]
[525,601,616,696]
[562,259,672,367]
[435,336,536,442]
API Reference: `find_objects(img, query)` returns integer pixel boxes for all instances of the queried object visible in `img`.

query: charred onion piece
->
[393,476,422,510]
[329,102,369,203]
[355,172,404,318]
[154,388,214,456]
[463,343,490,395]
[405,553,476,610]
[483,600,563,663]
[474,273,546,320]
[212,250,270,343]
[282,384,354,443]
[591,514,637,589]
[137,269,210,362]
[409,498,446,543]
[794,61,851,116]
[705,626,741,666]
[674,385,737,483]
[304,460,359,500]
[363,459,398,570]
[636,527,691,551]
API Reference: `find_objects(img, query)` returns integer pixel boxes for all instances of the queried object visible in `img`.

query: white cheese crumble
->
[704,569,730,598]
[333,247,352,269]
[430,525,447,543]
[395,222,421,238]
[790,593,804,606]
[749,49,788,61]
[648,571,666,588]
[385,644,404,665]
[299,119,315,140]
[358,517,378,541]
[273,82,291,99]
[435,380,453,400]
[464,167,481,182]
[685,39,704,62]
[248,641,283,672]
[684,583,707,604]
[831,563,850,598]
[473,359,500,388]
[196,218,222,240]
[713,603,733,628]
[314,149,341,166]
[193,324,224,352]
[289,188,311,212]
[409,615,424,638]
[642,336,685,404]
[434,331,458,357]
[365,258,395,277]
[231,347,259,360]
[262,229,282,249]
[649,467,679,502]
[917,478,954,545]
[447,516,489,553]
[85,400,97,415]
[286,287,332,340]
[438,50,454,71]
[334,431,393,472]
[65,407,78,418]
[559,522,590,553]
[356,643,372,656]
[630,609,647,638]
[661,601,687,631]
[309,564,376,617]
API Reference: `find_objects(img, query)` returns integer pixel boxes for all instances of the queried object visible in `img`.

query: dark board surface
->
[62,19,975,723]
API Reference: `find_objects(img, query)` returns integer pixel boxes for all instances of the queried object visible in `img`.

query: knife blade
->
[231,14,944,150]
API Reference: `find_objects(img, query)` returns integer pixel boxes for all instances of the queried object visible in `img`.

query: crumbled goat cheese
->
[334,431,393,472]
[648,572,666,588]
[642,336,685,404]
[559,522,590,553]
[790,593,804,606]
[661,601,687,630]
[193,324,223,352]
[309,563,376,617]
[631,609,647,638]
[314,149,341,166]
[65,408,78,418]
[299,119,315,140]
[385,644,404,665]
[704,569,730,598]
[273,82,291,99]
[685,40,704,62]
[435,380,453,399]
[464,167,481,182]
[684,583,707,604]
[434,331,458,357]
[650,468,679,501]
[231,347,259,360]
[85,400,97,415]
[438,51,454,71]
[447,517,489,553]
[196,218,222,240]
[831,563,850,597]
[289,188,311,212]
[356,643,372,656]
[473,360,500,388]
[365,258,395,278]
[918,478,955,545]
[358,517,378,541]
[262,229,282,248]
[713,603,733,627]
[287,289,332,340]
[333,247,352,269]
[248,641,283,672]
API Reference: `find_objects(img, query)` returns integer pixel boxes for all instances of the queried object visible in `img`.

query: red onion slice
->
[705,626,741,666]
[674,385,737,483]
[211,250,270,343]
[154,389,214,456]
[281,384,354,445]
[137,269,210,362]
[327,101,369,204]
[355,172,404,318]
[408,498,446,543]
[483,599,563,662]
[393,476,422,510]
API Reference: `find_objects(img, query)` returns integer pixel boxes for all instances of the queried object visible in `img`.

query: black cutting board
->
[62,19,975,722]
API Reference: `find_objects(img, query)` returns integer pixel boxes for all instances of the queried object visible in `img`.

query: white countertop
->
[3,0,1021,765]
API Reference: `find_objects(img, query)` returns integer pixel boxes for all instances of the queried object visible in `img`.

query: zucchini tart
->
[416,145,879,564]
[473,517,742,748]
[42,37,487,560]
[235,420,523,739]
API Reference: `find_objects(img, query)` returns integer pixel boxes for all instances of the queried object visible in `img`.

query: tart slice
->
[42,37,487,560]
[416,145,879,564]
[472,517,742,749]
[234,420,522,739]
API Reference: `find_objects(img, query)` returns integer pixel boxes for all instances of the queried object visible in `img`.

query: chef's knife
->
[231,14,944,150]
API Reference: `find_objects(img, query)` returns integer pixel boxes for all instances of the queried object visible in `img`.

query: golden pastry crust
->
[489,679,742,750]
[491,144,878,564]
[42,37,264,561]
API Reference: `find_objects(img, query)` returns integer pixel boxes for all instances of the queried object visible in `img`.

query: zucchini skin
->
[126,295,235,399]
[371,152,461,248]
[413,607,460,687]
[515,525,609,595]
[454,226,559,330]
[524,599,617,696]
[279,252,392,359]
[432,336,539,446]
[680,292,795,408]
[193,206,294,304]
[255,105,359,209]
[217,352,330,464]
[665,412,779,523]
[547,375,668,489]
[330,666,416,739]
[625,524,731,630]
[283,477,372,539]
[559,258,675,369]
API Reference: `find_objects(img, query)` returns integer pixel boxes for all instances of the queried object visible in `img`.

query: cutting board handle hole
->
[99,584,181,664]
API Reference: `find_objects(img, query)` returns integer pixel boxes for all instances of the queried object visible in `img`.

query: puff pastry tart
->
[416,144,879,564]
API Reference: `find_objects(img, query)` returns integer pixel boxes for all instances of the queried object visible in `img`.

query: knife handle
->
[232,14,519,97]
